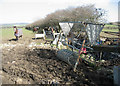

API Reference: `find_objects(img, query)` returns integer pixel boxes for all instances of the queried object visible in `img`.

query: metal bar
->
[91,45,120,53]
[62,41,93,52]
[59,21,105,25]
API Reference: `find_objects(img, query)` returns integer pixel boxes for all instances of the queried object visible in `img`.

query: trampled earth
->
[1,36,119,85]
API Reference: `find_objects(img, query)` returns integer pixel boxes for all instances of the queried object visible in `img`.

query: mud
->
[1,36,118,85]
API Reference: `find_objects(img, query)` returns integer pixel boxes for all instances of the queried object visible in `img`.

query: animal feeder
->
[56,21,105,71]
[59,22,104,45]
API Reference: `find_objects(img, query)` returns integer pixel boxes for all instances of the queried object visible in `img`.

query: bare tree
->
[26,5,106,30]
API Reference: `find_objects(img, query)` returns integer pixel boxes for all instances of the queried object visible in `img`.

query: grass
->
[102,24,119,32]
[104,24,118,27]
[102,28,119,32]
[0,28,34,39]
[0,28,15,39]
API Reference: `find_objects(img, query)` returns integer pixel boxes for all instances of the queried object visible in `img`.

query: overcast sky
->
[0,0,119,24]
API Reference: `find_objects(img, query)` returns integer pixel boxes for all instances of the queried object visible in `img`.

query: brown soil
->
[1,36,117,85]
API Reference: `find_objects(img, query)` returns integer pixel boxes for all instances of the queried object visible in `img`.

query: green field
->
[104,24,118,27]
[102,28,119,32]
[0,27,119,41]
[102,24,119,32]
[0,28,34,39]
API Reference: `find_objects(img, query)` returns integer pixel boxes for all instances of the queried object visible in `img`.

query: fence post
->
[118,2,120,46]
[113,66,120,86]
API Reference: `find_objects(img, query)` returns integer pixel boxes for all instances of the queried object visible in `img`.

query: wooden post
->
[118,2,120,46]
[74,22,87,72]
[74,39,86,72]
[118,25,120,46]
[113,66,120,86]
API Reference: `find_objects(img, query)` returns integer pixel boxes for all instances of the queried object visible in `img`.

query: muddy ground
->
[1,36,119,85]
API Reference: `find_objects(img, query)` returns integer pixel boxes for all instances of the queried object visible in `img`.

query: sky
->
[0,0,119,24]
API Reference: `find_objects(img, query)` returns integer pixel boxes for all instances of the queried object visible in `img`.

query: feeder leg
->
[74,62,78,72]
[99,52,102,62]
